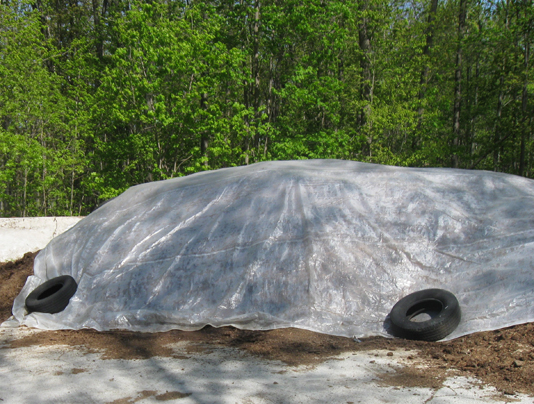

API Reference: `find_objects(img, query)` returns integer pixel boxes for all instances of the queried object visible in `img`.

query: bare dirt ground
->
[2,251,533,397]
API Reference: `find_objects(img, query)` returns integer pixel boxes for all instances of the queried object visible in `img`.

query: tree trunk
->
[359,0,373,154]
[469,59,480,163]
[494,66,506,171]
[23,167,28,218]
[418,0,439,121]
[92,0,104,59]
[519,0,531,176]
[452,0,467,168]
[200,91,209,167]
[493,0,510,171]
[40,127,47,216]
[70,170,75,216]
[252,0,261,158]
[243,60,251,165]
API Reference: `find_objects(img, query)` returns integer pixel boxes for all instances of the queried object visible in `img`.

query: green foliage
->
[0,1,88,216]
[0,0,532,216]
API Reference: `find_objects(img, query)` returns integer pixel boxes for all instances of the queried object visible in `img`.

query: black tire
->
[25,275,78,314]
[388,288,461,341]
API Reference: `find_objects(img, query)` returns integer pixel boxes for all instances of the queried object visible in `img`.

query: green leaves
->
[1,0,533,216]
[0,1,86,216]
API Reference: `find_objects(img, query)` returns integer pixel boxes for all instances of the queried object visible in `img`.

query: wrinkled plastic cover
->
[12,160,534,340]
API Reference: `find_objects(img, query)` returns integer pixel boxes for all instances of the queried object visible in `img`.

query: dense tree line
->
[0,0,532,216]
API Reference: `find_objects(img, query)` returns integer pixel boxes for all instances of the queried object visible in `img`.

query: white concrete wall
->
[0,217,84,262]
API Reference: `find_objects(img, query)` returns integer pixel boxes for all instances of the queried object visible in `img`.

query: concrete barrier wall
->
[0,217,84,262]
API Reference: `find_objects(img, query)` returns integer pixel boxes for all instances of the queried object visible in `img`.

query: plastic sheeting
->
[12,160,534,340]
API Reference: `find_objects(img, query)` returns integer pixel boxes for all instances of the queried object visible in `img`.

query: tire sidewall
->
[25,275,78,314]
[389,288,460,340]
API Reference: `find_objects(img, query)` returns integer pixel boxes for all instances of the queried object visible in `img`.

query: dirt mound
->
[0,251,38,323]
[1,253,533,396]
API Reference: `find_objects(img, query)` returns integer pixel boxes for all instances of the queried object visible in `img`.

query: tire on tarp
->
[389,288,461,341]
[25,275,78,314]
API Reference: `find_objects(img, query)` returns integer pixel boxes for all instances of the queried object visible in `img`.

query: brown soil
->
[0,251,39,322]
[1,252,533,397]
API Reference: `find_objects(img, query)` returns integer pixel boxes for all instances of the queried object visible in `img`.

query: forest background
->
[0,0,532,217]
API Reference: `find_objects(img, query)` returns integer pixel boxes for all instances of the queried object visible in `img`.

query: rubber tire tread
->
[25,275,78,314]
[389,288,461,341]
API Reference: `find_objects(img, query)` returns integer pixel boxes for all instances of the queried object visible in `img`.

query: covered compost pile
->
[12,160,534,340]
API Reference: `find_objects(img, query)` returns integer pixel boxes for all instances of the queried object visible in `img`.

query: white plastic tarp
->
[12,160,534,340]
